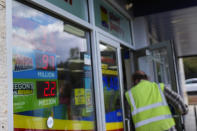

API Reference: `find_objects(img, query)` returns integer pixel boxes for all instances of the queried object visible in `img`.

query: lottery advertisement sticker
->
[13,79,59,113]
[13,47,57,79]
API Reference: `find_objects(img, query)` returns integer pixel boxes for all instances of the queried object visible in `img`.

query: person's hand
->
[182,104,189,115]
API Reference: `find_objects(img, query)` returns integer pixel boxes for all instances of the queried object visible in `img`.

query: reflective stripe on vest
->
[135,114,172,128]
[128,84,172,127]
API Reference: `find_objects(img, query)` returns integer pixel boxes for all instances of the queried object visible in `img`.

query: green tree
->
[183,57,197,79]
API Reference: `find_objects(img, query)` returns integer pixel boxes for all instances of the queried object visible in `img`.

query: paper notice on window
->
[84,54,91,65]
[74,88,85,105]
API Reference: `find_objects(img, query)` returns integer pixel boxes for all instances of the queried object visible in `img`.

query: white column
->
[0,0,8,130]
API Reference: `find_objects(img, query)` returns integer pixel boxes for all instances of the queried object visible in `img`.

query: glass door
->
[137,41,177,91]
[148,41,183,131]
[97,34,125,131]
[151,48,171,87]
[149,41,178,91]
[137,41,183,130]
[120,46,135,131]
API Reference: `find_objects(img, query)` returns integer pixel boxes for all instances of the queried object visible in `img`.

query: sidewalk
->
[185,105,197,131]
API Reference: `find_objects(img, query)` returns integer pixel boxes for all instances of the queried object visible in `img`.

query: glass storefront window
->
[99,43,124,131]
[12,1,96,130]
[46,0,89,22]
[94,0,132,44]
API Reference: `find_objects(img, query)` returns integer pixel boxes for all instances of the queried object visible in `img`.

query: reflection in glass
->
[99,43,123,130]
[152,48,171,85]
[12,1,95,130]
[94,0,132,44]
[46,0,89,22]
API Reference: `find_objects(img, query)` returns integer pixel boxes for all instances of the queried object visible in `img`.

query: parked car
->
[185,78,197,92]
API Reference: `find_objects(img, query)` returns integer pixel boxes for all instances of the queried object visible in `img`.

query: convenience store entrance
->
[137,41,183,131]
[97,34,125,131]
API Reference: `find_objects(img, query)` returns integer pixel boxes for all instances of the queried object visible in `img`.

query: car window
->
[192,80,197,83]
[186,79,197,84]
[186,81,192,84]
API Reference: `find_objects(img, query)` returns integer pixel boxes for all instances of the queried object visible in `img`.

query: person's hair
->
[132,71,148,85]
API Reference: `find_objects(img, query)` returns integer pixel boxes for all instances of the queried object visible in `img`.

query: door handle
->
[125,118,130,131]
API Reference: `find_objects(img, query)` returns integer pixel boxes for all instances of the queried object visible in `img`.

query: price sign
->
[36,53,56,71]
[13,79,59,113]
[37,81,57,98]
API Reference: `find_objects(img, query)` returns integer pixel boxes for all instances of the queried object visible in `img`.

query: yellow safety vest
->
[125,80,175,131]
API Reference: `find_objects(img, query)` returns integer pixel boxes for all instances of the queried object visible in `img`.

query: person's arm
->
[164,87,189,115]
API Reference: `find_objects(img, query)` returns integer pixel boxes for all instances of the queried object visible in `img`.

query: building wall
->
[0,0,8,130]
[133,17,149,49]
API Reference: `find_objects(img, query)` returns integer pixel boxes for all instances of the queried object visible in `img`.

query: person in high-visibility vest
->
[125,71,188,131]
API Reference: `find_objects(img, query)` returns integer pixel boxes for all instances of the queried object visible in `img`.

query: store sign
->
[13,79,58,113]
[94,0,132,44]
[109,12,123,35]
[46,0,89,21]
[101,56,115,65]
[100,6,109,29]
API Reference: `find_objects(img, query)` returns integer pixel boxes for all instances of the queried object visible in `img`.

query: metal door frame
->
[95,32,126,131]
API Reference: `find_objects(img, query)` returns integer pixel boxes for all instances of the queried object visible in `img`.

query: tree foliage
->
[183,57,197,79]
